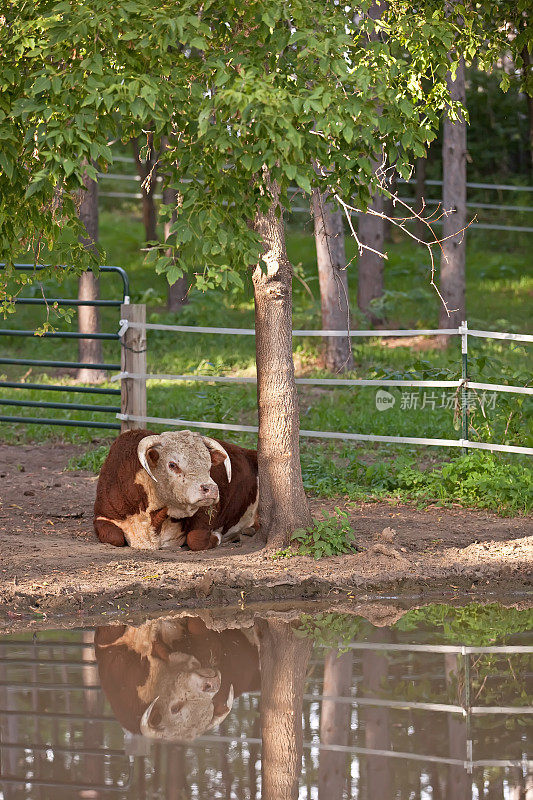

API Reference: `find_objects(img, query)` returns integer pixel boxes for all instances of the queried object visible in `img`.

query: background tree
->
[311,191,354,372]
[132,133,158,245]
[439,1,467,332]
[77,170,105,382]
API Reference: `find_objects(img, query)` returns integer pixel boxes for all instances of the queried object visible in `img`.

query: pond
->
[0,602,531,799]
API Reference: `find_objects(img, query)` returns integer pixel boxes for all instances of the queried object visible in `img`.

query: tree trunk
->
[252,177,312,548]
[311,190,354,373]
[255,619,312,800]
[522,46,533,176]
[318,649,353,800]
[439,46,467,331]
[163,182,188,312]
[132,136,158,244]
[361,628,392,799]
[357,1,387,325]
[415,157,427,241]
[357,191,385,324]
[77,169,105,383]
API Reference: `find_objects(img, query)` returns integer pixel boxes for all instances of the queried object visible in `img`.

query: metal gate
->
[0,264,129,431]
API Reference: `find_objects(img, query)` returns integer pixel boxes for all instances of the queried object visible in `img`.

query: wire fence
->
[115,317,533,457]
[98,166,533,233]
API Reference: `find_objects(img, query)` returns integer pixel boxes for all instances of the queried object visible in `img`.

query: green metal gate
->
[0,264,128,431]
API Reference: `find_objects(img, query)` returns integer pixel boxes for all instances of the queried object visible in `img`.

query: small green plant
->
[271,546,294,561]
[66,445,109,473]
[291,508,359,559]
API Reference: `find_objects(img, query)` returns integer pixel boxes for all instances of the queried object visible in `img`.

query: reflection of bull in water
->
[94,617,260,742]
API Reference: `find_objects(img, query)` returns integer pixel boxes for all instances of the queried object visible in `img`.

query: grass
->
[2,205,532,513]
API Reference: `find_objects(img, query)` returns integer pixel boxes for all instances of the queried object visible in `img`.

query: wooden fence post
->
[120,303,146,432]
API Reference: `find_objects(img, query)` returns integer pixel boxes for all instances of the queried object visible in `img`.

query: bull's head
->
[137,430,231,516]
[139,653,234,742]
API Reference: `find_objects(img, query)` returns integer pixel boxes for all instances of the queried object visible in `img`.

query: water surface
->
[0,602,531,799]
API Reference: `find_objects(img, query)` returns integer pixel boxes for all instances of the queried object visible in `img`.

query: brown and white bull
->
[94,617,260,741]
[94,429,258,550]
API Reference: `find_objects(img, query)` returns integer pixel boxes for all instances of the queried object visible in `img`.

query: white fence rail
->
[116,317,533,457]
[99,168,533,233]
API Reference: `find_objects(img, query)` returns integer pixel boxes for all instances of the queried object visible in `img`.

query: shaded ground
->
[0,443,531,628]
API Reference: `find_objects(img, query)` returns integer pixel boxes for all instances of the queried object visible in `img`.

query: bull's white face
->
[137,431,231,517]
[140,653,234,742]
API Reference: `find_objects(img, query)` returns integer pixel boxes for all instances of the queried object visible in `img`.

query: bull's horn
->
[140,696,161,737]
[137,435,162,483]
[201,437,232,482]
[208,684,234,730]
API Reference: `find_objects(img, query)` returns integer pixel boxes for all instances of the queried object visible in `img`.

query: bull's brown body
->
[94,429,258,550]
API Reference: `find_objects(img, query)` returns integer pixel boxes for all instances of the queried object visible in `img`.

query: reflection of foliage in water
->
[295,612,366,651]
[396,603,533,646]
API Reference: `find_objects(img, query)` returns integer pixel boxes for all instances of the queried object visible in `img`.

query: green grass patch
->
[2,207,532,512]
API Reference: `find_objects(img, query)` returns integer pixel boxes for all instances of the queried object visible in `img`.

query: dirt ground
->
[0,442,531,629]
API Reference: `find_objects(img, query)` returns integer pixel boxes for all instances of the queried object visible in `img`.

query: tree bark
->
[77,169,105,382]
[318,649,353,800]
[132,136,158,244]
[415,157,427,241]
[255,619,312,800]
[357,1,386,325]
[439,46,467,331]
[311,190,354,373]
[357,191,385,324]
[522,46,533,176]
[252,177,312,548]
[162,142,189,311]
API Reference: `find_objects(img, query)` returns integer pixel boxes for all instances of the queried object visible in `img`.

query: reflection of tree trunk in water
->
[486,773,504,799]
[248,697,261,800]
[319,649,353,800]
[165,745,186,800]
[361,628,392,799]
[444,653,471,799]
[0,662,19,784]
[255,619,312,800]
[82,630,103,798]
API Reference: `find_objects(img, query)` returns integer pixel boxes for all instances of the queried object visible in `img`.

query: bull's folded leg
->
[94,518,126,546]
[186,528,221,551]
[160,518,186,549]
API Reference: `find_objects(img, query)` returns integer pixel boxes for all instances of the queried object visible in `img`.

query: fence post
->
[120,303,146,432]
[460,320,468,453]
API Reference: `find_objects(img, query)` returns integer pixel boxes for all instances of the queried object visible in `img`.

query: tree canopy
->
[1,1,525,312]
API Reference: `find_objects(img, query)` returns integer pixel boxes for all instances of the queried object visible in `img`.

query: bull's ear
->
[208,684,234,729]
[137,435,163,482]
[201,437,232,482]
[151,640,171,661]
[210,450,226,468]
[147,448,160,466]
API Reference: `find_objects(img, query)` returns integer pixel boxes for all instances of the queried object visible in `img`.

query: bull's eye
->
[170,702,185,715]
[168,461,182,474]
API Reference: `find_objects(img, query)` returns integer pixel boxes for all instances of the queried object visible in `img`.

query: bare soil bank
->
[0,442,531,629]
